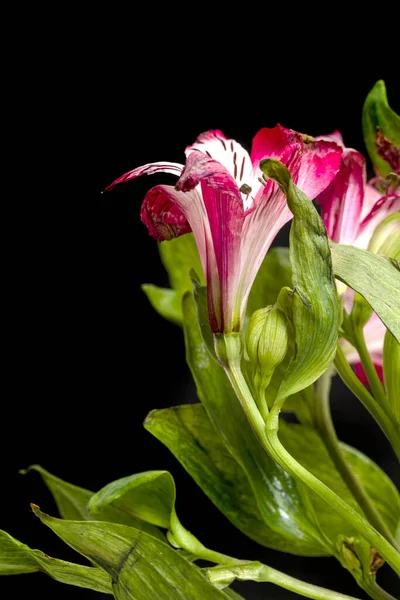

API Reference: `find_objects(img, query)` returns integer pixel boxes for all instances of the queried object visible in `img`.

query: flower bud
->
[246,305,289,390]
[368,211,400,260]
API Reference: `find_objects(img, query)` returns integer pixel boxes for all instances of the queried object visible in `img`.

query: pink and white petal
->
[361,183,382,221]
[140,183,209,285]
[315,130,344,147]
[356,194,400,249]
[177,152,245,332]
[295,139,343,200]
[316,149,365,244]
[105,162,184,191]
[237,183,293,324]
[185,130,254,192]
[140,184,192,241]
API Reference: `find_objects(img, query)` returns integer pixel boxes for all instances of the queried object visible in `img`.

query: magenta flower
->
[107,126,342,333]
[315,132,399,384]
[315,132,400,250]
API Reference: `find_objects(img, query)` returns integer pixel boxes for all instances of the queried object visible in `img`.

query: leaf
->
[159,233,205,294]
[260,159,339,401]
[141,284,182,326]
[246,246,292,317]
[362,80,400,176]
[20,464,92,520]
[0,529,112,593]
[22,465,164,540]
[151,292,328,556]
[383,329,400,423]
[279,421,400,542]
[32,506,229,600]
[88,471,175,529]
[330,242,400,343]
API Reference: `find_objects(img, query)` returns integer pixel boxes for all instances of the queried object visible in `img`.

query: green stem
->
[223,357,400,577]
[314,369,399,550]
[358,578,398,600]
[353,328,391,415]
[334,344,400,461]
[207,562,363,600]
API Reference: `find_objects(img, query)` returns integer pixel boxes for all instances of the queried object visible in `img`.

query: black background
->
[2,39,399,600]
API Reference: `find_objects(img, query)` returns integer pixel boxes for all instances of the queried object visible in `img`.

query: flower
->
[107,126,342,333]
[315,132,400,250]
[315,132,399,384]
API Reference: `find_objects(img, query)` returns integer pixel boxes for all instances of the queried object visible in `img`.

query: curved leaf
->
[32,507,228,600]
[22,465,164,540]
[260,159,339,401]
[141,284,182,326]
[88,471,175,529]
[0,529,112,593]
[330,242,400,343]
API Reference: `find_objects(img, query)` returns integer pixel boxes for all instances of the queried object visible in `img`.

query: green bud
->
[246,305,289,390]
[368,211,400,260]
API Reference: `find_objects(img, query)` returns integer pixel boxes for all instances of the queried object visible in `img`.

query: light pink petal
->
[355,193,400,249]
[140,184,192,241]
[295,139,343,200]
[237,181,293,323]
[105,162,183,191]
[315,130,344,147]
[185,130,254,192]
[316,149,365,244]
[177,152,244,332]
[361,183,383,221]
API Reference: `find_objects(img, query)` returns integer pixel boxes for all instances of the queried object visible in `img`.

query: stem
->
[353,328,391,414]
[207,562,363,600]
[224,358,400,577]
[358,578,398,600]
[334,344,400,461]
[314,369,399,550]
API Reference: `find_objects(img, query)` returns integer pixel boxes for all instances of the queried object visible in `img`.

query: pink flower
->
[107,126,342,333]
[315,132,400,250]
[316,132,399,383]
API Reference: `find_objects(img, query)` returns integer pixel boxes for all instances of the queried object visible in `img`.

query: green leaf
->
[330,242,400,343]
[88,471,175,529]
[159,233,205,294]
[362,80,400,176]
[150,292,328,556]
[246,246,292,317]
[141,284,182,326]
[22,464,164,539]
[20,464,93,520]
[279,421,400,542]
[383,329,400,423]
[260,160,339,401]
[32,506,229,600]
[0,529,112,593]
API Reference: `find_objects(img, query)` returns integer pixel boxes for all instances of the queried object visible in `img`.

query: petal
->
[295,139,343,200]
[251,125,342,200]
[140,185,192,241]
[354,361,384,386]
[250,124,302,167]
[185,130,253,191]
[361,183,382,221]
[356,193,400,249]
[316,149,365,244]
[315,130,344,147]
[105,162,183,191]
[177,152,244,332]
